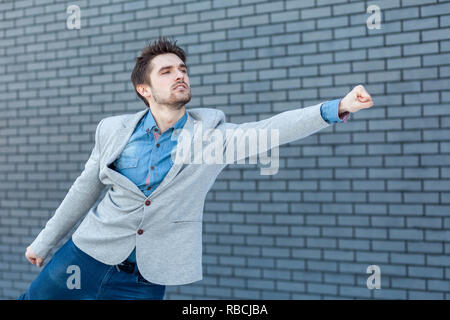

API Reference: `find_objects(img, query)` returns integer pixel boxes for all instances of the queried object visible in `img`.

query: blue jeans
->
[17,237,166,300]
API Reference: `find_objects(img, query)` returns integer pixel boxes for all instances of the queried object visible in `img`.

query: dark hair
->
[131,36,187,107]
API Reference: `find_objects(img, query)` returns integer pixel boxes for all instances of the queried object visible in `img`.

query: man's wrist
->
[338,98,344,114]
[338,98,349,119]
[321,99,349,124]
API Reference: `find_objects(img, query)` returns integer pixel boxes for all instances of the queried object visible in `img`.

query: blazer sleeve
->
[215,102,332,163]
[29,118,106,259]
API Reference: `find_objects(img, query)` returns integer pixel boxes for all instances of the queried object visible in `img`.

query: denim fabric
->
[320,98,349,123]
[17,237,165,300]
[113,110,187,264]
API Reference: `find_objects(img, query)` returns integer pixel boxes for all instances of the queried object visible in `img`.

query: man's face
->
[145,53,191,109]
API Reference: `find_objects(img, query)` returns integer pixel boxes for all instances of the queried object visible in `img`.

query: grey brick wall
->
[1,0,450,300]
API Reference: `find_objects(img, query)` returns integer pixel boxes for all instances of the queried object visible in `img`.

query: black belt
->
[117,260,136,273]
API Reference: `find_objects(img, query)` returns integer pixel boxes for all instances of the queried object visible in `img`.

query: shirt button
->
[147,186,151,190]
[145,200,151,206]
[151,166,154,170]
[156,143,160,148]
[137,229,144,235]
[154,128,158,132]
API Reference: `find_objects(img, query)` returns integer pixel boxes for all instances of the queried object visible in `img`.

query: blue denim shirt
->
[116,101,346,263]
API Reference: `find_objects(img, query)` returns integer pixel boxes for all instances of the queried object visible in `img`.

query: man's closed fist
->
[25,245,44,267]
[339,85,374,114]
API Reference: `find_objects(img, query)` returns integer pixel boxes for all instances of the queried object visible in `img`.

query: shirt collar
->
[142,108,187,134]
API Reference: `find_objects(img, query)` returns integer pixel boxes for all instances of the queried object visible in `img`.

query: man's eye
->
[162,69,187,74]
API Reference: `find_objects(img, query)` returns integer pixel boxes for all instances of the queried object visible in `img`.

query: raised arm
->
[215,85,373,164]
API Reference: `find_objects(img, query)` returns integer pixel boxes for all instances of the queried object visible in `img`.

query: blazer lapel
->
[149,110,196,199]
[105,108,149,168]
[103,108,149,198]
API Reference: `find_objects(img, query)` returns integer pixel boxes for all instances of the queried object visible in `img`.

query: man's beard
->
[152,89,191,110]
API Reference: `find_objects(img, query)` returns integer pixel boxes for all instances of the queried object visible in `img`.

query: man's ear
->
[137,84,151,99]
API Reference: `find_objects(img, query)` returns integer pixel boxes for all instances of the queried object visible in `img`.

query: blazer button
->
[137,229,144,235]
[145,200,151,206]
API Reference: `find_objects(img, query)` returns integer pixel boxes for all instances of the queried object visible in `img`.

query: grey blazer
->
[30,102,332,285]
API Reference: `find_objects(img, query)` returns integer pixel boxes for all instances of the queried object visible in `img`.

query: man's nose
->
[175,70,186,80]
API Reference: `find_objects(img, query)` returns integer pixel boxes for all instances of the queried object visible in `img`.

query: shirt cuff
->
[320,99,350,124]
